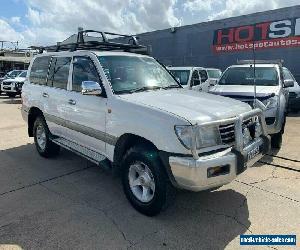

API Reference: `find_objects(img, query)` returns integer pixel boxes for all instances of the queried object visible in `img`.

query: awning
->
[0,56,31,64]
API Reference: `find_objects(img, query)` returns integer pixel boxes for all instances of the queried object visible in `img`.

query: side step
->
[51,137,106,165]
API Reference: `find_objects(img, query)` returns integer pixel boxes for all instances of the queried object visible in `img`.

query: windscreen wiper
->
[162,84,181,89]
[129,86,162,93]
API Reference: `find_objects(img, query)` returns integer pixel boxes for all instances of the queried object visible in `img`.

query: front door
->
[63,56,107,155]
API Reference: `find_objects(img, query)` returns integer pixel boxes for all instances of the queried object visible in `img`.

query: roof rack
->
[237,59,284,66]
[30,30,149,55]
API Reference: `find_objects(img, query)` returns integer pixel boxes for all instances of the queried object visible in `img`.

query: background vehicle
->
[167,67,221,92]
[210,61,293,149]
[22,30,270,216]
[0,70,24,95]
[1,70,27,97]
[283,67,300,112]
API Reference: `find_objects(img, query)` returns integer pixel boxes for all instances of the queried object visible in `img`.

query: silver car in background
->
[210,61,294,149]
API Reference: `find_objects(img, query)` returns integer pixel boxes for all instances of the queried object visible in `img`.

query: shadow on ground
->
[0,95,21,105]
[0,143,251,249]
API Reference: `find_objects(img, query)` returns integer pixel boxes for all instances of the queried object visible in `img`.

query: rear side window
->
[48,57,71,90]
[72,56,101,92]
[29,57,51,85]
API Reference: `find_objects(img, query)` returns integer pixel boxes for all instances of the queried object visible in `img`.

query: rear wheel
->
[122,144,175,216]
[33,116,60,157]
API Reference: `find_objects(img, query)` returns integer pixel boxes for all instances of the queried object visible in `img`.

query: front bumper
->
[168,136,270,191]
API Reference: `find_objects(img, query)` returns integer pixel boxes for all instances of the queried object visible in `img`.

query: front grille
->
[219,123,235,145]
[219,117,257,146]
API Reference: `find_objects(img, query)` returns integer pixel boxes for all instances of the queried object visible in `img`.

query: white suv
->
[21,30,270,215]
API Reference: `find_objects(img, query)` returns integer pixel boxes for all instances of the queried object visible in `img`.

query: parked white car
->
[0,70,24,95]
[21,30,270,215]
[1,70,27,97]
[210,61,294,149]
[167,67,221,92]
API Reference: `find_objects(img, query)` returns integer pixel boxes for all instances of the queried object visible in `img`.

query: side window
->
[283,68,294,81]
[48,57,71,89]
[29,57,51,85]
[72,56,101,92]
[191,70,200,86]
[199,70,208,82]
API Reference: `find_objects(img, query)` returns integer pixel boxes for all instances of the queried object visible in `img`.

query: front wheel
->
[33,116,60,157]
[271,132,283,149]
[122,145,175,216]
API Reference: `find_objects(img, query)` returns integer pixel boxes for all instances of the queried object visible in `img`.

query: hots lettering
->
[213,17,300,53]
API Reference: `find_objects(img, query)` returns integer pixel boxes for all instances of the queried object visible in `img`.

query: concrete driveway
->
[0,95,299,250]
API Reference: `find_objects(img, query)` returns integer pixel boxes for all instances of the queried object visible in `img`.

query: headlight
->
[262,96,278,109]
[174,125,221,150]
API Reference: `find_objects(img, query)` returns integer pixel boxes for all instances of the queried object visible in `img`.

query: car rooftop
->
[229,64,279,68]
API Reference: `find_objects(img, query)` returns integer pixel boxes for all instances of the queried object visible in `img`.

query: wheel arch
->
[28,107,44,137]
[113,133,158,167]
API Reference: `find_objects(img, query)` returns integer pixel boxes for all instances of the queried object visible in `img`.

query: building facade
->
[136,6,300,81]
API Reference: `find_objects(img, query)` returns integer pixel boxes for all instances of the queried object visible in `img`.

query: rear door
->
[63,55,107,154]
[42,56,72,137]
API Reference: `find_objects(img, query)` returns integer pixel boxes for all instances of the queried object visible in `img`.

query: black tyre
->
[122,144,175,216]
[33,116,60,157]
[271,132,283,149]
[7,92,16,98]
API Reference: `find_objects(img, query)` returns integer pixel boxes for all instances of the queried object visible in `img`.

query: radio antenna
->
[252,37,257,107]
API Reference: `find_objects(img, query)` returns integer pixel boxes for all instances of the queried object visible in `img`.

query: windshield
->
[98,55,180,94]
[169,70,190,85]
[207,69,221,79]
[19,71,27,77]
[7,70,22,78]
[219,67,279,86]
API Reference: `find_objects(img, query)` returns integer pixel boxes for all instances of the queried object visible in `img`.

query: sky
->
[0,0,299,48]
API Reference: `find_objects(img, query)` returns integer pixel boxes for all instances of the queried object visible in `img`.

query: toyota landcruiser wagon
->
[21,30,270,216]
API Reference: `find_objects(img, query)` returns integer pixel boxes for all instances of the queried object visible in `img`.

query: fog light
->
[207,165,230,178]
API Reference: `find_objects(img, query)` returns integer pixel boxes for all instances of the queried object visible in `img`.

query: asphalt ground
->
[0,95,299,250]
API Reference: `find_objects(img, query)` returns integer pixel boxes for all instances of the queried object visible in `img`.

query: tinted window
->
[48,57,71,89]
[30,57,51,85]
[219,67,279,86]
[207,69,222,79]
[170,70,190,85]
[72,57,101,92]
[19,71,27,77]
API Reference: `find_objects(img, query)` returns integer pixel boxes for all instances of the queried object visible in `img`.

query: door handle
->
[42,92,49,98]
[68,99,76,105]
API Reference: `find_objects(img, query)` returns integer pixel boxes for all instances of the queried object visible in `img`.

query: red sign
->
[213,18,300,53]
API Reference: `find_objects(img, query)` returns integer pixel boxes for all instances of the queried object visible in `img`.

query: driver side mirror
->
[81,81,102,96]
[283,79,294,88]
